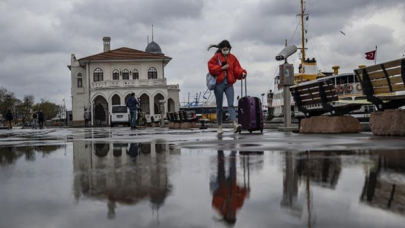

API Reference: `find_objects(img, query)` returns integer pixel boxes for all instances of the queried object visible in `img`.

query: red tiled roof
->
[78,47,172,62]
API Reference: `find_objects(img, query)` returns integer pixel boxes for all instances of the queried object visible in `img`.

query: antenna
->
[301,0,306,65]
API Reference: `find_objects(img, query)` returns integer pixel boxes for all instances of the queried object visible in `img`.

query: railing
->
[91,79,167,89]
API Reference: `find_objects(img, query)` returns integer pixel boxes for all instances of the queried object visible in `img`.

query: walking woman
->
[207,40,247,134]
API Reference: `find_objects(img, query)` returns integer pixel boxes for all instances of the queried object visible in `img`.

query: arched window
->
[132,69,139,80]
[112,69,119,80]
[122,69,129,80]
[148,67,157,79]
[77,73,83,88]
[93,68,103,82]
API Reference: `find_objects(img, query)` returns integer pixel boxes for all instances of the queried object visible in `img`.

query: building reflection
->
[360,150,405,216]
[281,153,303,217]
[296,151,342,189]
[73,140,171,219]
[210,151,263,225]
[282,151,345,227]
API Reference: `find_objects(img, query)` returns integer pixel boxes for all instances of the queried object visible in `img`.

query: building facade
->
[68,37,180,126]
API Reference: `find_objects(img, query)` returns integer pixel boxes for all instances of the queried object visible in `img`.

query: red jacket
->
[208,53,247,86]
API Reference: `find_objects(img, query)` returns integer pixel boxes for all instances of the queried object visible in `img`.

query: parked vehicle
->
[110,105,130,127]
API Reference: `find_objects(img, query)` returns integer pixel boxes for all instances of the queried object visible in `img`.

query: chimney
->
[332,66,340,75]
[103,37,111,52]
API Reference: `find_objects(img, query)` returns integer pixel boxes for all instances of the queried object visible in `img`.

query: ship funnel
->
[332,66,340,75]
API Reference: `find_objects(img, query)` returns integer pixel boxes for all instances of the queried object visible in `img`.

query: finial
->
[152,25,154,42]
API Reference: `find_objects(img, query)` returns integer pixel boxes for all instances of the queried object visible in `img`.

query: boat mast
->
[300,0,306,69]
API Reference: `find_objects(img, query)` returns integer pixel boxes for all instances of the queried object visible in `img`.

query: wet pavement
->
[1,128,405,228]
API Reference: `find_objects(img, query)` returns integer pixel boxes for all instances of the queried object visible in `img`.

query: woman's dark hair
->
[208,40,232,53]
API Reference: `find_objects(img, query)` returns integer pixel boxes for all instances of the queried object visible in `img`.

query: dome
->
[145,41,163,54]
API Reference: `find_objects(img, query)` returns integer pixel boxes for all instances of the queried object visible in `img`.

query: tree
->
[0,87,18,117]
[22,95,35,123]
[32,99,60,121]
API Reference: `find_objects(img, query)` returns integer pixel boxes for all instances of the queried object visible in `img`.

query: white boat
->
[267,1,375,122]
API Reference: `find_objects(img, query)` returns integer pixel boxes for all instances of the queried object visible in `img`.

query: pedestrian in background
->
[32,111,38,129]
[126,92,139,130]
[38,109,45,129]
[5,109,13,129]
[84,109,90,127]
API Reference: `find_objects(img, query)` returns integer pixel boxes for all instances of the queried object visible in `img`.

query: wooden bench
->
[170,112,180,123]
[290,79,361,118]
[354,58,405,111]
[181,110,198,123]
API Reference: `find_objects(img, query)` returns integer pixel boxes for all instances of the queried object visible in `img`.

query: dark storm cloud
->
[261,0,405,17]
[232,0,405,44]
[0,0,404,108]
[60,0,204,38]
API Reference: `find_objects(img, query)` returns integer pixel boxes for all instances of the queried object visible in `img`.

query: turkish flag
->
[365,50,376,60]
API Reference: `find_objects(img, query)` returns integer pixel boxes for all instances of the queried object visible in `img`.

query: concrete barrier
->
[300,116,362,134]
[370,110,405,136]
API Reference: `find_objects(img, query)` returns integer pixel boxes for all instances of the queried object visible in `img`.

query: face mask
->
[222,49,229,55]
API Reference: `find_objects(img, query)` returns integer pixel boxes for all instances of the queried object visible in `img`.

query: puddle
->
[1,142,405,228]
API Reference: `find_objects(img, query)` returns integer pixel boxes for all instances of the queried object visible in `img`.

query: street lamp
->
[261,93,265,105]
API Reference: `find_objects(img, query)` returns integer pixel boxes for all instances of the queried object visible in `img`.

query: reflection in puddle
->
[0,145,64,165]
[73,141,173,219]
[210,151,258,225]
[360,150,405,216]
[1,144,405,227]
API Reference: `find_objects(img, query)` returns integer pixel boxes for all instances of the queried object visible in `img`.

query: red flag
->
[365,50,376,60]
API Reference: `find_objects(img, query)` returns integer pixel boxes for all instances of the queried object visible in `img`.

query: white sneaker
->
[233,121,242,133]
[217,125,223,134]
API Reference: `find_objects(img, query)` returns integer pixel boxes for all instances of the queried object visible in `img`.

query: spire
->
[152,25,154,42]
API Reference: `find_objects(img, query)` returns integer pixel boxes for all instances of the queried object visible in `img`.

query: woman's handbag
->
[206,73,216,91]
[206,54,222,91]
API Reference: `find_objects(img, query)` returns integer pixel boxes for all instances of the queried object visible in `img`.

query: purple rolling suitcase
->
[237,79,264,133]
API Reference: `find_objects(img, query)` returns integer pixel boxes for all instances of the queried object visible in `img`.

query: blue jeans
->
[214,79,236,125]
[129,110,137,127]
[32,119,38,129]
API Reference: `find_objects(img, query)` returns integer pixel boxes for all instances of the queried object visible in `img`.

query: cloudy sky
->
[1,0,405,109]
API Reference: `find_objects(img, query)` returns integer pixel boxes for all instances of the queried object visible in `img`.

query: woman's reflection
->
[211,151,250,225]
[127,143,140,158]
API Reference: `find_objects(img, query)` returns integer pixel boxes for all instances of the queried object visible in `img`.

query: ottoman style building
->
[68,37,180,126]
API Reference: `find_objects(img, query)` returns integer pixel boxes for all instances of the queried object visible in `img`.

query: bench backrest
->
[354,58,405,95]
[290,79,338,107]
[170,112,177,122]
[179,110,186,121]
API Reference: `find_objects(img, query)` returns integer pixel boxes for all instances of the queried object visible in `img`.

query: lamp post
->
[261,93,265,106]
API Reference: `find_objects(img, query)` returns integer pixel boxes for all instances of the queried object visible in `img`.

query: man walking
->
[126,92,139,130]
[38,109,45,129]
[83,109,90,127]
[5,110,13,129]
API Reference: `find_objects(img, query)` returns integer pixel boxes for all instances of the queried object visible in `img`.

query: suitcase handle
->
[241,78,247,97]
